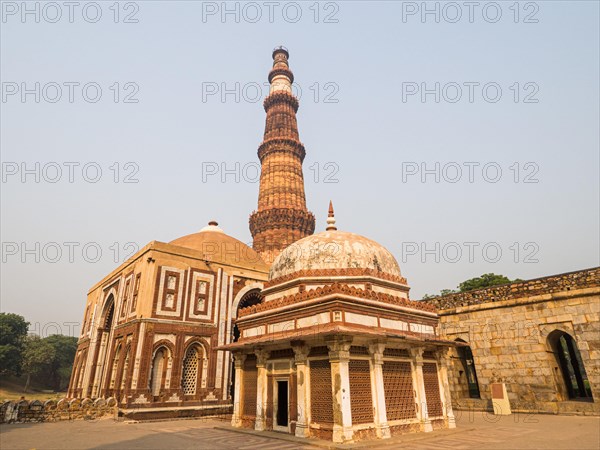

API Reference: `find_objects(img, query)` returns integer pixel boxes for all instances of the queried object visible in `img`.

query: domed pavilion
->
[223,203,456,443]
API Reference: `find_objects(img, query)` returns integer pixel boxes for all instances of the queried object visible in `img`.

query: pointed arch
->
[454,338,480,399]
[547,330,593,401]
[231,284,264,319]
[149,345,171,397]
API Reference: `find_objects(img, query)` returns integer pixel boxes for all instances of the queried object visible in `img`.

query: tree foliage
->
[44,335,78,390]
[458,273,516,292]
[423,273,521,298]
[0,313,29,376]
[22,336,56,376]
[0,313,77,391]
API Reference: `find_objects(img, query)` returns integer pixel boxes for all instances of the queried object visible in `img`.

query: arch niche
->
[455,338,481,399]
[548,330,593,401]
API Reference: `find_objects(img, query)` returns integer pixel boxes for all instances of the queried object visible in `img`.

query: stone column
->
[292,342,311,438]
[410,347,433,432]
[436,349,456,428]
[254,349,270,431]
[327,336,353,444]
[231,353,246,428]
[368,342,391,439]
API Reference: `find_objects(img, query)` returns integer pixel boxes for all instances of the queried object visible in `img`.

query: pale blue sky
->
[1,1,599,334]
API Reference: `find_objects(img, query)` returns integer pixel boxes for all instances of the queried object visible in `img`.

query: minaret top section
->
[269,46,294,95]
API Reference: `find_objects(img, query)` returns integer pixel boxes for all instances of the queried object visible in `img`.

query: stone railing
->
[0,397,117,424]
[424,267,600,310]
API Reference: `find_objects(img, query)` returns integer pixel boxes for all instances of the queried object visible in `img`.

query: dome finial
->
[326,201,337,231]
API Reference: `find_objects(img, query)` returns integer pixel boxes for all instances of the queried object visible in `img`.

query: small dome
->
[170,222,267,271]
[270,229,402,281]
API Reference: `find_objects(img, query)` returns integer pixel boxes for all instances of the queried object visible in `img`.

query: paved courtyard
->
[1,413,598,449]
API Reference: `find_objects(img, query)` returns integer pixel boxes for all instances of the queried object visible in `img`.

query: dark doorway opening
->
[549,330,593,401]
[276,380,289,427]
[456,339,481,398]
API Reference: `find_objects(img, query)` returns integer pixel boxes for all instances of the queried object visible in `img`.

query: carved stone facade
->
[426,267,600,415]
[249,47,315,264]
[68,223,269,419]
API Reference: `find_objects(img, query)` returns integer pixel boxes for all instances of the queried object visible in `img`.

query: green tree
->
[0,313,29,376]
[43,335,78,391]
[458,273,515,292]
[22,335,56,392]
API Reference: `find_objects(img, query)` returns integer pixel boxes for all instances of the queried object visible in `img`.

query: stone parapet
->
[425,267,600,310]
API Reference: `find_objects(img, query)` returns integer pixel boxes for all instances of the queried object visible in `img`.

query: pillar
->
[410,347,432,432]
[292,342,311,438]
[327,336,353,443]
[368,342,391,439]
[231,353,246,428]
[436,348,456,429]
[254,349,270,431]
[91,330,109,397]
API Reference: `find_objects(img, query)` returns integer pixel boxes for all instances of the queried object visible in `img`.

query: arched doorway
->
[455,338,481,399]
[230,289,263,399]
[548,330,593,401]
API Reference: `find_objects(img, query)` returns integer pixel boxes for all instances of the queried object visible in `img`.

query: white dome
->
[270,229,402,281]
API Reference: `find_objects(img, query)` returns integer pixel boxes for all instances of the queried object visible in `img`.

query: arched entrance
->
[548,330,593,401]
[455,338,481,399]
[230,288,263,399]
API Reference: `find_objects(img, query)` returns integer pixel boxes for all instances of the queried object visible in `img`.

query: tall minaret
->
[249,47,315,264]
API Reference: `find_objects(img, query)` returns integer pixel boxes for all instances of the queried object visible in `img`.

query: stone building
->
[67,222,269,418]
[223,206,457,443]
[426,267,599,415]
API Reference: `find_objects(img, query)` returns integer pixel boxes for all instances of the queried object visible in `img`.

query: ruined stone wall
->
[427,268,600,415]
[0,398,116,424]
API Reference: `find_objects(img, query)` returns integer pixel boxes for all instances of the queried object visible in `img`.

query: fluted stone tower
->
[249,47,315,263]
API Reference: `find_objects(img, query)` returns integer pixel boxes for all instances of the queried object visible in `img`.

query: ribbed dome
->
[269,229,402,281]
[170,222,268,271]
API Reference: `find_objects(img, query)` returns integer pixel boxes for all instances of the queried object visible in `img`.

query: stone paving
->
[0,412,598,449]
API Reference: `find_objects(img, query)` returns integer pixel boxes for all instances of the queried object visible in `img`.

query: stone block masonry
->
[426,267,600,415]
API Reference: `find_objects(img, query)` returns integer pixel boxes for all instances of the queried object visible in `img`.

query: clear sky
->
[1,1,599,336]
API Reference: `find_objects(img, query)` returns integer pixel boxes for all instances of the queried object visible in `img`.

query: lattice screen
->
[382,361,416,421]
[243,358,258,417]
[383,348,409,358]
[182,346,199,395]
[423,362,443,417]
[350,346,369,356]
[310,359,333,424]
[349,359,373,424]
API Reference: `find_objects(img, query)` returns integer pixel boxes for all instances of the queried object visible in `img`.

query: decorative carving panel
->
[349,359,373,424]
[243,357,258,417]
[310,359,333,424]
[423,362,443,417]
[383,361,416,421]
